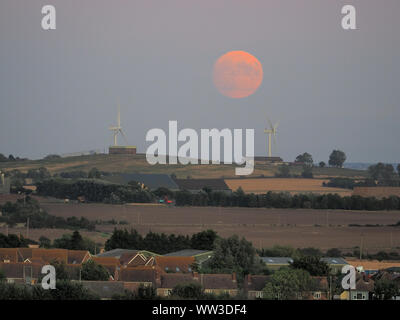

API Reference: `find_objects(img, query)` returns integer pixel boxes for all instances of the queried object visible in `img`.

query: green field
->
[0,154,368,179]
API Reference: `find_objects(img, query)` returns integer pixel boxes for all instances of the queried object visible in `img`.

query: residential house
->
[90,256,121,280]
[321,257,348,274]
[340,275,375,300]
[164,249,213,267]
[261,257,293,270]
[156,272,238,297]
[243,274,270,299]
[147,256,196,273]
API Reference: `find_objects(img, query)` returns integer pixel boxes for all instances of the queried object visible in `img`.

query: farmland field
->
[225,178,353,195]
[0,154,368,179]
[19,202,399,254]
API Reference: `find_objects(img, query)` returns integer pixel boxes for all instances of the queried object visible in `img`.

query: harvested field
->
[225,178,353,195]
[37,202,400,253]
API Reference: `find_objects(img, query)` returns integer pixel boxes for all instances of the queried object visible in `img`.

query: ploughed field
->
[30,202,400,253]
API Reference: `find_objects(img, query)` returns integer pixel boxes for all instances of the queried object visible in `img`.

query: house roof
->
[312,276,329,291]
[32,249,69,264]
[68,250,90,264]
[119,266,157,283]
[198,274,238,290]
[321,257,348,265]
[91,256,121,266]
[0,248,19,263]
[164,249,211,257]
[355,277,375,292]
[159,273,194,288]
[0,262,43,279]
[155,256,195,273]
[159,273,238,290]
[244,275,270,291]
[174,179,231,191]
[96,249,140,259]
[261,257,293,265]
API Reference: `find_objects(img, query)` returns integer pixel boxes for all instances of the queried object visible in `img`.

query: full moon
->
[213,50,263,99]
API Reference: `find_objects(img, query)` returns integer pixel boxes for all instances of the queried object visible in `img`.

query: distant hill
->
[344,162,399,171]
[0,154,368,179]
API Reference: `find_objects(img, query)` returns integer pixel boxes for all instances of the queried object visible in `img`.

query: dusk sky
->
[0,0,399,163]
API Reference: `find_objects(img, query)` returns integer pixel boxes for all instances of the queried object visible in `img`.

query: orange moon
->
[213,50,263,99]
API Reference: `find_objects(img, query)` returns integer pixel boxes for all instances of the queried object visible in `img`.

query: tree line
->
[36,179,154,204]
[174,188,400,211]
[105,229,217,254]
[0,197,96,231]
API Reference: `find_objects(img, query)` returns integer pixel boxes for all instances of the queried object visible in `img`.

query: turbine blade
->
[120,129,128,145]
[267,117,273,130]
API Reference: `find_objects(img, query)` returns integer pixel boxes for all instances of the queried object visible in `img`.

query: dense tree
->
[262,268,316,300]
[0,197,96,230]
[53,232,96,253]
[171,282,204,299]
[207,235,266,276]
[88,168,101,179]
[328,150,346,168]
[325,248,342,257]
[374,278,399,300]
[190,230,218,250]
[397,164,400,177]
[319,161,326,168]
[44,154,61,160]
[0,154,8,162]
[290,256,330,276]
[301,165,313,178]
[81,260,110,281]
[36,179,154,204]
[368,163,396,181]
[295,153,313,166]
[39,236,52,248]
[275,165,290,178]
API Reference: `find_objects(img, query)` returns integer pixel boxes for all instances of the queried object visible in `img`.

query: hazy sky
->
[0,0,399,163]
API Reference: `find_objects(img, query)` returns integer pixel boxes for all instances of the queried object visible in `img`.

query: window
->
[313,292,322,300]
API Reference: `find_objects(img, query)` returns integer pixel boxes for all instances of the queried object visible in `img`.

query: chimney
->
[155,269,161,287]
[232,272,237,283]
[193,271,199,280]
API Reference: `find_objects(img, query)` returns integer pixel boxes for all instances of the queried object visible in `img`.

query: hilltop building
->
[108,146,137,155]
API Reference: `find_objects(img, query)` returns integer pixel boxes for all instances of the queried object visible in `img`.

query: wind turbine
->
[109,104,128,146]
[264,118,279,157]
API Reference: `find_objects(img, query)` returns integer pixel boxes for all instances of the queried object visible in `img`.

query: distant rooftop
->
[164,249,212,257]
[321,257,348,265]
[261,257,293,265]
[96,249,140,258]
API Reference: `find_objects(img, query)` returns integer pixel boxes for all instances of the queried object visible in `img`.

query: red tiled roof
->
[119,266,157,283]
[198,274,237,290]
[244,275,270,291]
[0,248,19,263]
[154,256,195,273]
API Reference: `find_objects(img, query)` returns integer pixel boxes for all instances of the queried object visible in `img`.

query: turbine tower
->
[264,118,279,157]
[109,105,128,146]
